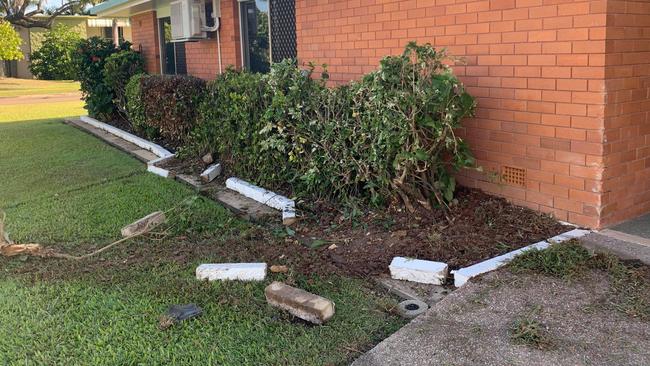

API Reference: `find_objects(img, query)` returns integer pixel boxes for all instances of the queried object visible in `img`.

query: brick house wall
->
[127,0,650,229]
[186,0,242,79]
[295,0,636,229]
[131,11,161,74]
[601,0,650,226]
[130,0,242,80]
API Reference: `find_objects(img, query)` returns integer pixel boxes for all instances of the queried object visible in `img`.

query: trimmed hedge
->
[127,74,206,146]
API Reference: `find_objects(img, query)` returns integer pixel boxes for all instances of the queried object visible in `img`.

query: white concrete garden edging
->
[200,163,222,183]
[451,228,591,287]
[147,154,176,178]
[225,177,297,225]
[79,116,173,158]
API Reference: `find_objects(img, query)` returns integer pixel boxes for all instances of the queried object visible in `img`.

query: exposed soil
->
[5,187,569,285]
[284,187,569,276]
[158,156,208,176]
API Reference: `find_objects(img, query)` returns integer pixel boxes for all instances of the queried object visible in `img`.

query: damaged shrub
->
[189,69,275,184]
[189,42,475,210]
[138,75,206,146]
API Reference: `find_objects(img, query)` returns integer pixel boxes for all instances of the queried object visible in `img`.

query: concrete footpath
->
[353,233,650,366]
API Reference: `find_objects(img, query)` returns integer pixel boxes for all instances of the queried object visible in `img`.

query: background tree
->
[0,20,22,61]
[29,24,81,79]
[1,0,91,29]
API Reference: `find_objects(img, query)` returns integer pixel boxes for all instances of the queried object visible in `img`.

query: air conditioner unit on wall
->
[170,0,207,41]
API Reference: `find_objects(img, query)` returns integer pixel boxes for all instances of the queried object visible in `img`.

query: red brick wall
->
[296,0,612,228]
[601,0,650,226]
[131,11,161,74]
[186,0,242,79]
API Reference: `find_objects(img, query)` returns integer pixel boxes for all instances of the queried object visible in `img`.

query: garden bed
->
[274,188,569,277]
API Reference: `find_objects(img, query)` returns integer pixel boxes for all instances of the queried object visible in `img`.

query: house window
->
[240,0,296,73]
[159,17,187,75]
[240,0,270,73]
[269,0,296,63]
[102,26,125,41]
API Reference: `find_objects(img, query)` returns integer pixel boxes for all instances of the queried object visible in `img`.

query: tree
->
[0,20,22,61]
[1,0,89,29]
[29,24,81,79]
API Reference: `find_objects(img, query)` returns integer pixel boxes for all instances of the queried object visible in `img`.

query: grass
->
[0,101,86,123]
[0,78,80,97]
[508,241,592,279]
[510,306,554,350]
[0,92,405,364]
[509,241,650,320]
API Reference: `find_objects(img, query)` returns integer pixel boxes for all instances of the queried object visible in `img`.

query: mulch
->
[261,187,570,277]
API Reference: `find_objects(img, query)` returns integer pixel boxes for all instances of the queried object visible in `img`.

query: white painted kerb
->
[79,116,173,158]
[226,177,294,211]
[226,177,297,224]
[452,228,591,287]
[196,263,267,281]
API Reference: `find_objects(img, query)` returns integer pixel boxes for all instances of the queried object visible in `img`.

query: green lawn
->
[0,93,403,364]
[0,78,80,97]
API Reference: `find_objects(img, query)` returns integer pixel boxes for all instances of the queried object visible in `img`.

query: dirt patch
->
[158,156,209,177]
[4,187,568,284]
[287,188,569,276]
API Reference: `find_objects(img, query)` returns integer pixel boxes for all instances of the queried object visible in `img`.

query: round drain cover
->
[397,299,428,319]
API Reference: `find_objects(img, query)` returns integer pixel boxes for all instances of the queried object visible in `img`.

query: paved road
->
[0,92,82,105]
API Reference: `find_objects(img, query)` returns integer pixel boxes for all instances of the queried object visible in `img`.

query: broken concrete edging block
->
[200,163,222,183]
[147,164,174,178]
[452,228,592,287]
[79,116,173,158]
[389,257,448,285]
[121,211,166,237]
[196,263,267,281]
[265,281,335,324]
[147,155,176,178]
[225,177,297,225]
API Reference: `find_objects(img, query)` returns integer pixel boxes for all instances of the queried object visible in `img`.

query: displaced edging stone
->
[265,281,335,324]
[389,257,448,285]
[200,163,222,183]
[196,263,267,281]
[225,177,297,226]
[121,211,166,237]
[451,228,591,287]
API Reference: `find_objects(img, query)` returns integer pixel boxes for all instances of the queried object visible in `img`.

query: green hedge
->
[104,50,145,116]
[186,42,476,209]
[126,74,206,146]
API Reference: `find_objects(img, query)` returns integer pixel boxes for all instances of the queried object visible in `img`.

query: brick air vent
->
[502,166,526,187]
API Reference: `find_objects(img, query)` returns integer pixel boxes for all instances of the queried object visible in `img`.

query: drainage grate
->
[502,166,526,187]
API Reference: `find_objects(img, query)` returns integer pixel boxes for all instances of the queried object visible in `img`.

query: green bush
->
[189,68,275,184]
[73,37,131,120]
[124,73,154,137]
[104,50,145,115]
[132,75,206,145]
[190,42,476,209]
[29,24,81,80]
[0,20,23,62]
